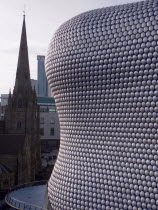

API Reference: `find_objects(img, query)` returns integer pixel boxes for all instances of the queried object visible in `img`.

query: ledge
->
[5,180,48,210]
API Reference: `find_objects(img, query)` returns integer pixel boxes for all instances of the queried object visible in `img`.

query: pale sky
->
[0,0,144,94]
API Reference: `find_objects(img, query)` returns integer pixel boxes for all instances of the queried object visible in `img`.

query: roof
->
[7,184,47,209]
[0,162,12,174]
[37,97,55,104]
[0,135,25,155]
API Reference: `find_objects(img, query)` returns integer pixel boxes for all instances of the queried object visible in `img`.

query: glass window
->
[50,118,55,124]
[50,128,54,136]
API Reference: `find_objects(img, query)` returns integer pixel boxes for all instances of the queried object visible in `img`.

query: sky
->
[0,0,144,94]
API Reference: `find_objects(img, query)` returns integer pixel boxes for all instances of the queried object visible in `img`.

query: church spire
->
[14,15,31,92]
[8,89,12,106]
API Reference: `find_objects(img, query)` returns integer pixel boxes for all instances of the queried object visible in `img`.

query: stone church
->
[0,16,41,189]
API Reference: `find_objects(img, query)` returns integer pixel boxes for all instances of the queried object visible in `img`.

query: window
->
[50,118,55,124]
[40,128,44,136]
[18,98,22,108]
[17,121,22,129]
[50,128,54,136]
[40,117,44,124]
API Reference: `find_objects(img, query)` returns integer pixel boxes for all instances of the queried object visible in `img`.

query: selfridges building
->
[46,0,158,209]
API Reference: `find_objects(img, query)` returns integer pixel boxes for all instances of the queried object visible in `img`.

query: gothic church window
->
[17,121,22,129]
[18,98,22,108]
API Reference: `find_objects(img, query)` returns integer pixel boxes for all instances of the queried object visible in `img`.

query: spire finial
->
[23,4,26,17]
[9,89,12,99]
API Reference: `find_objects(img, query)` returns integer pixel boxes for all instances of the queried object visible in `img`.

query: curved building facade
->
[46,0,158,209]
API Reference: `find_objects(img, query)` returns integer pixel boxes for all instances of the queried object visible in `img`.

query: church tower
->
[5,15,33,134]
[5,15,41,181]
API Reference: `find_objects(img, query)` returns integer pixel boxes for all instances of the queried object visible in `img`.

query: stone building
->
[38,97,60,153]
[0,16,40,186]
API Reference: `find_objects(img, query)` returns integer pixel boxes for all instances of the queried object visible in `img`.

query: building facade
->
[46,0,158,209]
[37,97,60,167]
[31,79,38,93]
[37,56,48,97]
[0,94,9,120]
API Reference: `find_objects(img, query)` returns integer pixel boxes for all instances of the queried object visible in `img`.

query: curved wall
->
[46,0,158,209]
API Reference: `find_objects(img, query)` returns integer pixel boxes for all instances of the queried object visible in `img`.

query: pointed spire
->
[9,89,11,96]
[8,89,12,105]
[14,15,31,91]
[32,86,36,96]
[23,4,26,17]
[32,86,37,103]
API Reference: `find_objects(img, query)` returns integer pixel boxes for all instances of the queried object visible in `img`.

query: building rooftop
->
[5,181,48,210]
[37,96,55,105]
